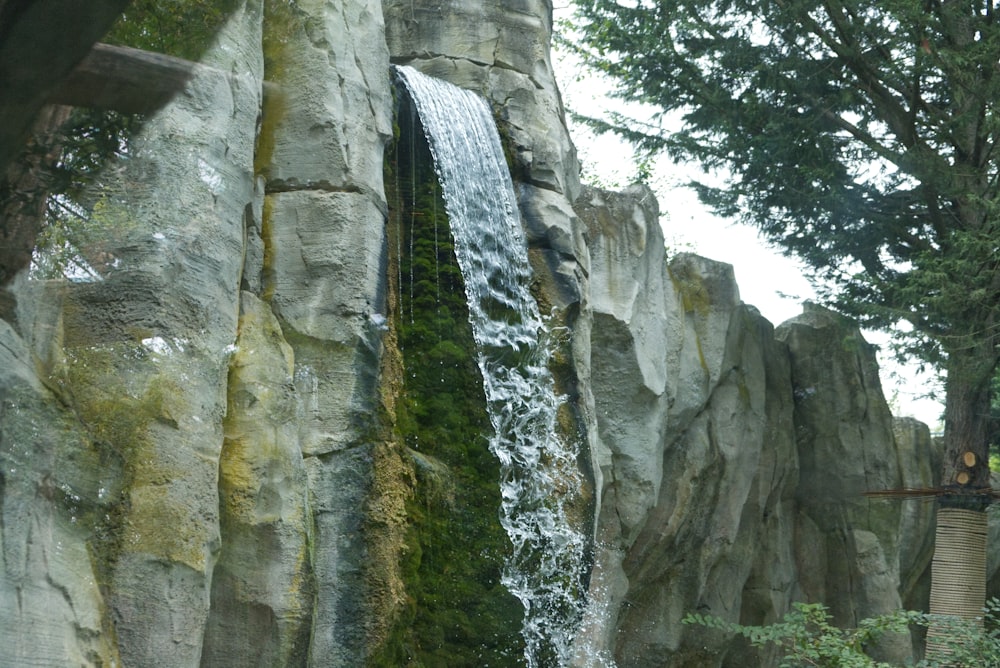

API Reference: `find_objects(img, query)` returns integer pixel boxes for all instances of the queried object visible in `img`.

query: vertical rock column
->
[201,295,313,666]
[0,300,124,666]
[54,3,265,666]
[893,417,941,615]
[577,183,802,667]
[777,304,910,663]
[570,185,677,665]
[255,0,393,663]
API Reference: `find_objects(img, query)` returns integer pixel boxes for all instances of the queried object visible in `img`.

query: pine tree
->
[569,0,1000,658]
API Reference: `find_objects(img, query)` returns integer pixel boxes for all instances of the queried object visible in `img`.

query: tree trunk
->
[0,104,71,288]
[940,345,994,490]
[925,343,997,662]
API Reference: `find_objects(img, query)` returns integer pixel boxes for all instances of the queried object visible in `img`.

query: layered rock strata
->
[0,1,994,667]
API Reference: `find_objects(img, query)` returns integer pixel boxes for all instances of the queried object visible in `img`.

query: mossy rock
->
[369,91,524,666]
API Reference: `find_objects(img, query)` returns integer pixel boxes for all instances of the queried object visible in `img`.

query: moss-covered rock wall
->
[368,85,524,667]
[3,1,998,667]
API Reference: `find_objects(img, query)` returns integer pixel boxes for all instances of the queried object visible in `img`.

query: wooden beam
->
[48,43,198,115]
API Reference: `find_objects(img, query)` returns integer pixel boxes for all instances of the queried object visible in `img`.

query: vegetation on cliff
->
[370,90,524,667]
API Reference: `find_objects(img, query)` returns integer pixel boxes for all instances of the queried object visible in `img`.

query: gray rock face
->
[384,0,581,199]
[201,292,312,666]
[0,311,123,666]
[2,0,392,664]
[572,185,800,667]
[574,193,940,666]
[778,307,910,663]
[255,0,392,663]
[3,3,264,666]
[261,0,391,198]
[94,6,262,662]
[893,418,940,613]
[0,0,976,666]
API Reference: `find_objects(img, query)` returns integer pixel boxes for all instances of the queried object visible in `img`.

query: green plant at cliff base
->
[684,599,1000,667]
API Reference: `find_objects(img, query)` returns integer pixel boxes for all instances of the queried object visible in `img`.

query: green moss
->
[53,344,153,585]
[694,335,709,373]
[368,92,524,667]
[56,342,212,574]
[669,262,712,318]
[255,91,287,179]
[61,344,164,462]
[841,331,863,354]
[260,195,277,300]
[255,0,297,176]
[736,375,752,407]
[668,262,713,372]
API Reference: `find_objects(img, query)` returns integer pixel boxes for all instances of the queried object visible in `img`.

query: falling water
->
[395,65,588,666]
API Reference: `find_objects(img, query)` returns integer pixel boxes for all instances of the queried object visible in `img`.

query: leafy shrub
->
[683,599,1000,667]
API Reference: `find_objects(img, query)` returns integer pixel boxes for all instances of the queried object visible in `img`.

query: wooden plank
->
[49,43,198,115]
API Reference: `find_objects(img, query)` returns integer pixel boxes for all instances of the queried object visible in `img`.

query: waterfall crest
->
[395,65,588,666]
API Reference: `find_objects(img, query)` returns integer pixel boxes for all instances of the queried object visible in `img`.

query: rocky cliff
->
[569,188,937,667]
[0,1,987,666]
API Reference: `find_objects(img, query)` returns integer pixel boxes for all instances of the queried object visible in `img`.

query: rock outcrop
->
[4,3,264,666]
[569,187,936,667]
[0,1,990,667]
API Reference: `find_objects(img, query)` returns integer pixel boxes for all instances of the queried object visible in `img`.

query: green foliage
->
[370,93,524,667]
[683,600,1000,667]
[567,0,1000,381]
[990,374,1000,462]
[105,0,240,60]
[925,599,1000,668]
[30,101,159,281]
[685,603,915,667]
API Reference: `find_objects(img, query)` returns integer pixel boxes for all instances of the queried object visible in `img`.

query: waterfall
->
[395,65,588,666]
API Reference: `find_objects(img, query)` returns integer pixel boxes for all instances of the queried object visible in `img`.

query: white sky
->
[550,18,945,429]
